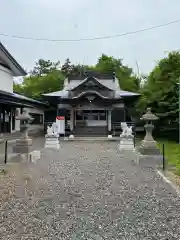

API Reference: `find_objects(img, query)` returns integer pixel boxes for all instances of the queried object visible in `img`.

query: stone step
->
[74,126,108,136]
[65,137,119,141]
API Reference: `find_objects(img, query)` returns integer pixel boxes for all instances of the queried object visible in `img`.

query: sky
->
[1,0,180,76]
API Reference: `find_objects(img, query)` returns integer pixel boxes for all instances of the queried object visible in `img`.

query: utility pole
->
[178,78,180,144]
[135,60,140,77]
[177,77,180,144]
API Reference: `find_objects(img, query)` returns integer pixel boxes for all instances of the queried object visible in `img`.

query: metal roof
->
[43,90,69,98]
[0,99,34,108]
[13,92,48,105]
[115,90,141,98]
[43,89,140,98]
[0,89,48,106]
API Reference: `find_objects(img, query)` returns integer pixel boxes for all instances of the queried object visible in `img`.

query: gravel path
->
[0,141,180,239]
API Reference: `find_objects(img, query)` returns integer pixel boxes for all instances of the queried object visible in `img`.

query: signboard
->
[56,116,65,134]
[56,116,65,120]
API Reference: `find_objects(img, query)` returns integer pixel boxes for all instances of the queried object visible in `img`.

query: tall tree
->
[21,70,64,99]
[94,54,140,92]
[61,58,72,77]
[61,58,89,77]
[95,54,122,73]
[137,51,180,123]
[30,59,60,76]
[14,71,64,100]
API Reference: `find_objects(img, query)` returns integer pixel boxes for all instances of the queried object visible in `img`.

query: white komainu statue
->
[47,122,59,136]
[52,122,59,136]
[47,126,53,136]
[120,122,133,137]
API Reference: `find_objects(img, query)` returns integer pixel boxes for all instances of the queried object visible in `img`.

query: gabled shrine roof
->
[42,71,141,99]
[63,77,120,92]
[63,78,118,91]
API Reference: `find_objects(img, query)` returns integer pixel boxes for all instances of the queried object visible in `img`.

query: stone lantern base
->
[134,152,163,168]
[13,138,32,154]
[135,140,163,168]
[138,139,161,155]
[119,135,135,151]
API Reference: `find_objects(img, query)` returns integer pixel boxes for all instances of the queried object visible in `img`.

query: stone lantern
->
[139,107,160,156]
[13,109,34,154]
[17,109,34,138]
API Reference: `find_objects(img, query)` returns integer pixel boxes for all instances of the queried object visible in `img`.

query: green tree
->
[94,54,140,92]
[30,59,60,76]
[137,51,180,123]
[95,54,123,73]
[14,70,65,100]
[13,82,23,93]
[14,58,64,99]
[61,58,72,77]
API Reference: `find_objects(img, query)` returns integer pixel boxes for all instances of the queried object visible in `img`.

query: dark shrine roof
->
[68,71,115,80]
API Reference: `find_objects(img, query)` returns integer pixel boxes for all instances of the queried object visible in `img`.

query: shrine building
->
[43,71,140,136]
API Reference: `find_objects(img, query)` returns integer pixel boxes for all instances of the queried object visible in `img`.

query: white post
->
[108,109,112,138]
[15,108,21,131]
[74,109,76,127]
[108,110,111,132]
[69,108,74,138]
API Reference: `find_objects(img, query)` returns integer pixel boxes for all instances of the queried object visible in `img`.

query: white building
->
[0,42,47,135]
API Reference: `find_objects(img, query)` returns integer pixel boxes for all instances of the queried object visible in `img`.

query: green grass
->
[158,140,180,175]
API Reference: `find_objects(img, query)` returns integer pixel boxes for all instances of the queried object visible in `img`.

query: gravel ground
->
[0,140,180,239]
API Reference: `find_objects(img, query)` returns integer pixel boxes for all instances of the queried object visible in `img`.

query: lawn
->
[158,140,180,175]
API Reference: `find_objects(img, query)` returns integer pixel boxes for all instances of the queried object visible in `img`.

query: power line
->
[1,19,180,42]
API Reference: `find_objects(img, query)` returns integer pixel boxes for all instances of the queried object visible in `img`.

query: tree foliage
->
[94,54,141,92]
[14,59,64,100]
[137,51,180,124]
[30,59,60,76]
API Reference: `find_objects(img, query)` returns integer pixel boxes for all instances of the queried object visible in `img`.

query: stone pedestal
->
[136,141,162,168]
[108,135,112,139]
[69,134,74,139]
[29,150,41,163]
[6,150,41,164]
[45,135,60,149]
[134,152,163,168]
[139,140,161,155]
[119,136,135,151]
[13,138,32,154]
